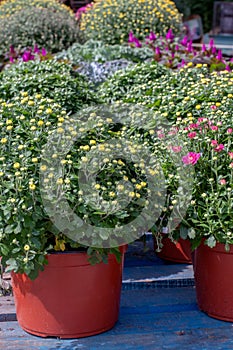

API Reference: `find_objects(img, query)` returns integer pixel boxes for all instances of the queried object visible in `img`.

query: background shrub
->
[0,5,80,53]
[0,59,96,112]
[80,0,182,44]
[0,0,73,18]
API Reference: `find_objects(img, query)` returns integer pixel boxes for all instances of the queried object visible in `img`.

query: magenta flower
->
[146,32,157,41]
[180,36,188,46]
[75,3,92,19]
[214,144,224,152]
[212,46,217,54]
[211,140,218,146]
[41,48,47,56]
[228,152,233,159]
[188,132,197,138]
[216,50,222,61]
[210,105,217,110]
[33,44,40,54]
[128,31,141,47]
[211,125,218,131]
[209,38,214,48]
[166,29,174,41]
[9,45,15,54]
[227,128,233,134]
[225,65,231,72]
[187,40,193,53]
[22,50,35,62]
[201,44,207,52]
[189,123,199,129]
[155,47,161,56]
[182,152,201,165]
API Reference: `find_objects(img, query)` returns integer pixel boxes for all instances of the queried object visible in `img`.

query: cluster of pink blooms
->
[162,108,233,168]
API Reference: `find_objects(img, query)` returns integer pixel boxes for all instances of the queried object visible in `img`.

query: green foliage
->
[98,61,171,103]
[0,59,96,112]
[0,6,81,53]
[80,0,182,44]
[0,0,74,18]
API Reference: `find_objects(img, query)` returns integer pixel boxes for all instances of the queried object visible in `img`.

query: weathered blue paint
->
[1,288,233,349]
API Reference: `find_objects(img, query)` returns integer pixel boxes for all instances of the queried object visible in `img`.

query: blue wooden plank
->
[1,288,233,350]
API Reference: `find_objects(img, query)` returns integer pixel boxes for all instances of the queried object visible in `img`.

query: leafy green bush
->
[0,6,81,53]
[55,39,155,64]
[80,0,182,44]
[98,61,171,103]
[99,61,232,123]
[0,0,73,18]
[0,59,96,112]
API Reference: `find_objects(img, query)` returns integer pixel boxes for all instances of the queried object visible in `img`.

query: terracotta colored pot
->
[154,234,192,264]
[194,242,233,322]
[11,250,125,338]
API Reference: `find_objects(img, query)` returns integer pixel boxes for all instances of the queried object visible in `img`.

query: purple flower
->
[209,38,214,48]
[212,46,217,54]
[187,40,193,53]
[201,44,207,52]
[128,31,135,43]
[9,45,15,54]
[22,50,35,62]
[9,56,14,63]
[225,65,231,72]
[155,47,161,55]
[216,49,222,61]
[180,36,188,46]
[166,29,174,41]
[41,48,47,56]
[128,31,142,47]
[146,31,157,41]
[33,44,40,54]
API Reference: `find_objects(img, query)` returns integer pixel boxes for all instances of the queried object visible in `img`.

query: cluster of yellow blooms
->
[0,0,73,19]
[80,0,182,44]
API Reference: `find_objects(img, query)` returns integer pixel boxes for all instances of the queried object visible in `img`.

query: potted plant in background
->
[171,69,233,321]
[0,92,166,337]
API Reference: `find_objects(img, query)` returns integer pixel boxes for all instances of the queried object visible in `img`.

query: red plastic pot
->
[154,234,192,264]
[11,249,125,338]
[194,242,233,322]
